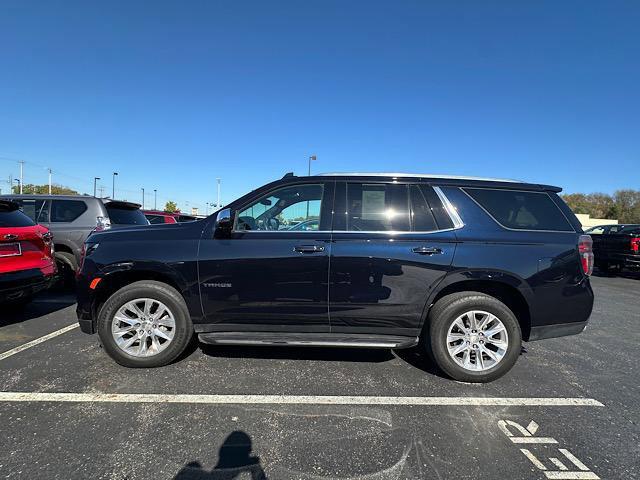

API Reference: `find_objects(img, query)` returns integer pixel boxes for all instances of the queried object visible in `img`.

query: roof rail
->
[314,172,522,183]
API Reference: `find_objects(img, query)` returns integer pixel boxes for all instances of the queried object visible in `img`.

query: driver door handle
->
[294,245,325,253]
[412,246,443,255]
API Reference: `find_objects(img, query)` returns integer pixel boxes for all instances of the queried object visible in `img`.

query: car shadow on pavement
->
[199,343,395,363]
[173,430,267,480]
[0,293,76,328]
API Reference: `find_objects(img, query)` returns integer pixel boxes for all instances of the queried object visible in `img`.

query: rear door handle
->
[412,246,443,255]
[294,245,325,253]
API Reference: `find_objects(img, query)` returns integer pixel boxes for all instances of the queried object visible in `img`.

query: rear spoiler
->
[104,200,142,210]
[0,199,20,211]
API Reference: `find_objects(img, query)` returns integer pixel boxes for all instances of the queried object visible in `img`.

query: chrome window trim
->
[461,187,576,233]
[433,186,465,229]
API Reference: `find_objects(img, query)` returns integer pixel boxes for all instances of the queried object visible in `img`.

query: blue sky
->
[1,1,638,212]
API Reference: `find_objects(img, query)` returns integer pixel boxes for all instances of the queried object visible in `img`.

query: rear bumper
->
[528,321,588,341]
[0,268,56,303]
[597,253,640,268]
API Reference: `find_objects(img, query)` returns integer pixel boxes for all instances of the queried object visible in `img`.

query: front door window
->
[236,184,324,231]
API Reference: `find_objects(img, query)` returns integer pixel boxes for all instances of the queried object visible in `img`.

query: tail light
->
[631,237,640,254]
[578,235,594,276]
[95,216,111,232]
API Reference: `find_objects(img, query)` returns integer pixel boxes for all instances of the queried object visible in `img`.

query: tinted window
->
[146,214,165,224]
[0,209,35,227]
[17,199,50,223]
[51,200,87,222]
[420,186,454,230]
[237,184,324,231]
[409,185,438,231]
[465,188,573,231]
[177,215,196,222]
[346,183,410,232]
[106,205,149,225]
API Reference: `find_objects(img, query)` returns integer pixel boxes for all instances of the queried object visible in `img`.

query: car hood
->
[87,219,205,243]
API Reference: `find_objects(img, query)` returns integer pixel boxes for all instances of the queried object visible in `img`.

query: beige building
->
[575,213,618,229]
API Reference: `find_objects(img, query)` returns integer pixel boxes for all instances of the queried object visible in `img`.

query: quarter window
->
[464,188,573,232]
[409,185,438,231]
[236,184,324,231]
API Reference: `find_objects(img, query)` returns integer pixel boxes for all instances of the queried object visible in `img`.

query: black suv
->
[76,173,594,382]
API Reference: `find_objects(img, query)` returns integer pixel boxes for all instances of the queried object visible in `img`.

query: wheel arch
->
[424,276,533,341]
[91,264,192,321]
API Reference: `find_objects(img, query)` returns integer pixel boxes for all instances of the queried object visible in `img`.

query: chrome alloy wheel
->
[111,298,176,357]
[446,310,509,372]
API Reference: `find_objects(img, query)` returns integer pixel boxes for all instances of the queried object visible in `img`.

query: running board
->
[198,332,419,349]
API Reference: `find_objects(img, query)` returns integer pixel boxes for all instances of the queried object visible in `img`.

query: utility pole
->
[19,160,24,193]
[216,178,221,207]
[48,168,52,194]
[154,189,157,210]
[112,172,118,200]
[98,185,105,198]
[93,177,100,197]
[141,188,145,209]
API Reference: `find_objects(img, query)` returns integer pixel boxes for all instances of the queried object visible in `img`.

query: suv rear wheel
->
[425,292,522,383]
[97,281,194,367]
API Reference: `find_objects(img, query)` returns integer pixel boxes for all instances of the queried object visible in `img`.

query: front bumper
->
[0,268,56,303]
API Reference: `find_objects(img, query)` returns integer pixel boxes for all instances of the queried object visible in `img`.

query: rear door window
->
[409,185,438,231]
[106,205,149,225]
[17,199,50,223]
[51,200,87,222]
[346,183,410,232]
[464,188,574,232]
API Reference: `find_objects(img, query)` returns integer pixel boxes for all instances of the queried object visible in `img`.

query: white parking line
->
[0,323,79,361]
[0,392,605,406]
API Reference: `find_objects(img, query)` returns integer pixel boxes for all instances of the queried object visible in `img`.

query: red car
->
[143,210,197,224]
[0,200,56,305]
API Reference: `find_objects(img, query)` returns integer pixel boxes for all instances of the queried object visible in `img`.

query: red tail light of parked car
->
[578,235,594,276]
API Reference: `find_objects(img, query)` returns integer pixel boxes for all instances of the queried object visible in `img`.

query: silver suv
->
[0,195,148,283]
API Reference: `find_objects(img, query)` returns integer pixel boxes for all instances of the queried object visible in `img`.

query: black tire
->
[425,292,522,383]
[97,280,194,368]
[55,251,77,289]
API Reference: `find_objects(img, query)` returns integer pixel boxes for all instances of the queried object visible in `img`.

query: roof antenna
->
[282,172,295,179]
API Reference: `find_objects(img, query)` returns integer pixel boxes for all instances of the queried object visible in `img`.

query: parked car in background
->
[0,200,56,306]
[143,210,197,224]
[76,172,594,383]
[0,195,148,284]
[585,224,640,273]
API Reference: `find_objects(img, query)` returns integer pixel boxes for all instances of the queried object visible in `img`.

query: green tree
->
[164,201,178,213]
[11,183,79,195]
[562,189,640,223]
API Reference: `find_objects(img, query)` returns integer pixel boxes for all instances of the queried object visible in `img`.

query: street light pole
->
[141,188,145,209]
[48,168,52,194]
[94,177,100,197]
[112,172,118,199]
[308,155,316,176]
[154,189,157,210]
[216,178,221,208]
[19,160,24,194]
[14,178,21,194]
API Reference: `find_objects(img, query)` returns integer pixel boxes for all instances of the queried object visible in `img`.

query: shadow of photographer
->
[173,431,267,480]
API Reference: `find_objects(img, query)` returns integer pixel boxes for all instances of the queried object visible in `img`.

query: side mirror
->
[214,208,233,238]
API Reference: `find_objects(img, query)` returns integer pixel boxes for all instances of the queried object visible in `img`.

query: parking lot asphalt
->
[0,273,638,479]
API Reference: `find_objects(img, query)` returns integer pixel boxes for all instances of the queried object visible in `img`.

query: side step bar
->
[198,332,419,349]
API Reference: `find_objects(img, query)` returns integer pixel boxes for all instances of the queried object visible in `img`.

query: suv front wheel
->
[426,292,522,383]
[97,281,194,368]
